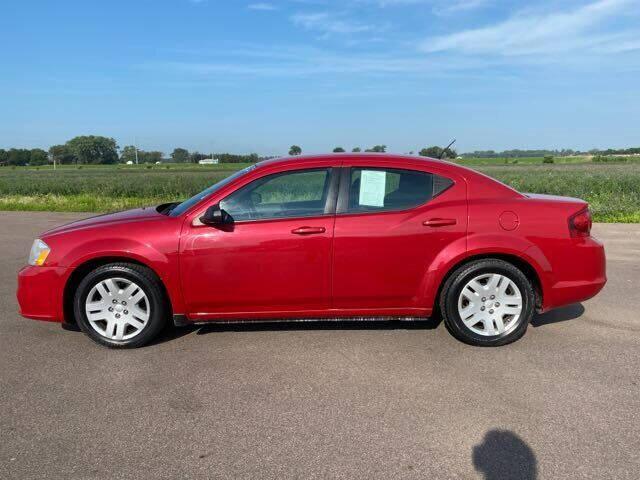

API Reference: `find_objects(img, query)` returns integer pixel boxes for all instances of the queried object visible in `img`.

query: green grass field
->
[1,157,639,222]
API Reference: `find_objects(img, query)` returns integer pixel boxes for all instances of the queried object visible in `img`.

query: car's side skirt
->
[173,310,431,327]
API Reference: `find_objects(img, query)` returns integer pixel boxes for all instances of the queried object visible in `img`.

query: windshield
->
[169,165,257,217]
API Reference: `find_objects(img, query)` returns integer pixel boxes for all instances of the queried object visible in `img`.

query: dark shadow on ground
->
[193,317,442,335]
[149,324,200,346]
[118,302,583,346]
[531,303,585,328]
[473,430,537,480]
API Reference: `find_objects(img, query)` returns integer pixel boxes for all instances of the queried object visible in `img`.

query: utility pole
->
[134,137,139,165]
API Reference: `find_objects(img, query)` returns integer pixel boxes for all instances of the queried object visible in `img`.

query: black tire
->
[73,262,169,348]
[439,259,535,347]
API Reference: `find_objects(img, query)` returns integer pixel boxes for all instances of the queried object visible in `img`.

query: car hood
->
[42,206,165,237]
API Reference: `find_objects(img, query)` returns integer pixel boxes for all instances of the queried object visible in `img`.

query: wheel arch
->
[432,253,544,316]
[62,256,173,326]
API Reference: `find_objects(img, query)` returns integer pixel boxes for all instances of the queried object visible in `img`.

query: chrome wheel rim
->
[85,277,150,341]
[457,273,523,337]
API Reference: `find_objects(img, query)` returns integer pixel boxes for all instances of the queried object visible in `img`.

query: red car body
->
[17,154,606,328]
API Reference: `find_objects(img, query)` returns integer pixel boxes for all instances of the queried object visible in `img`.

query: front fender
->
[58,237,184,318]
[63,237,171,273]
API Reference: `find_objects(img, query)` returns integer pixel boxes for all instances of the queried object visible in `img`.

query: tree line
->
[0,137,458,166]
[460,147,640,158]
[3,135,637,166]
[0,136,266,166]
[290,144,458,159]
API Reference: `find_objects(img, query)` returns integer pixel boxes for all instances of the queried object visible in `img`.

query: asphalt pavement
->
[1,211,638,479]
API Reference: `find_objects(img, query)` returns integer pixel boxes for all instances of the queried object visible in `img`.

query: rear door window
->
[347,167,435,213]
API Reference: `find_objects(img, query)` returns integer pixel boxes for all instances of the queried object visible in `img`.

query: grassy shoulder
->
[0,194,163,213]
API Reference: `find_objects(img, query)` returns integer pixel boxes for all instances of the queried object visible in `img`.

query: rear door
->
[332,160,467,312]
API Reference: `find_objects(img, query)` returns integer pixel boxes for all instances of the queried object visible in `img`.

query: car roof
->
[256,153,454,170]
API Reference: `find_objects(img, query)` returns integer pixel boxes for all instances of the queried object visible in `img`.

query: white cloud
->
[248,2,277,10]
[357,0,488,13]
[291,12,376,36]
[144,43,493,78]
[433,0,488,16]
[421,0,639,56]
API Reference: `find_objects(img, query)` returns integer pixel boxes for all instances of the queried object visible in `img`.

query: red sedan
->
[17,154,606,348]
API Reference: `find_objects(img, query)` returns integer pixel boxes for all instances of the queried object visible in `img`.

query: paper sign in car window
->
[359,170,386,207]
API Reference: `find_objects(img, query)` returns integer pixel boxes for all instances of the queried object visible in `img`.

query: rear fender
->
[420,234,552,311]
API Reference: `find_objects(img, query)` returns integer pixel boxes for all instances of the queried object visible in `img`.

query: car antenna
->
[438,139,456,159]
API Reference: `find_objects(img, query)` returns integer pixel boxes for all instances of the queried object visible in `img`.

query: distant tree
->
[333,147,345,153]
[171,148,190,163]
[30,148,48,166]
[214,153,260,163]
[0,149,8,165]
[120,145,137,163]
[352,147,361,153]
[419,146,456,159]
[190,151,208,163]
[143,151,164,163]
[121,149,164,164]
[7,148,32,166]
[365,145,386,153]
[49,144,76,164]
[419,146,441,158]
[66,135,118,164]
[289,145,302,156]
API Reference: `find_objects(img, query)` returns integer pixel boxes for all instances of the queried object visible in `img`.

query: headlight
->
[28,239,51,266]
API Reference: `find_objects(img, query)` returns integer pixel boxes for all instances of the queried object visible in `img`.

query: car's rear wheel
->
[73,263,168,348]
[439,259,535,346]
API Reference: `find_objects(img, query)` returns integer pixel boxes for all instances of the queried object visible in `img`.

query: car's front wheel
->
[439,259,535,346]
[73,262,168,348]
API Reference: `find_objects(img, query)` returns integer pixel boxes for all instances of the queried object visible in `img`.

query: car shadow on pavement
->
[531,303,585,328]
[473,430,537,480]
[151,304,582,345]
[192,317,442,335]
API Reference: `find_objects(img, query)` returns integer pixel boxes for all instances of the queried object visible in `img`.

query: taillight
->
[569,207,592,238]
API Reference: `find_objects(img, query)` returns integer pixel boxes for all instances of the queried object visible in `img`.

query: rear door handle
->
[291,226,326,235]
[423,218,457,227]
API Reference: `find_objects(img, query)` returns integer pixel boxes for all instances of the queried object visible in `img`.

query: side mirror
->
[200,204,233,226]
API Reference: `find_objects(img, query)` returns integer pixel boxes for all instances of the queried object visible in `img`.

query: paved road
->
[1,212,639,479]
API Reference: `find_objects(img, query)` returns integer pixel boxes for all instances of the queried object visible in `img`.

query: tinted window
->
[347,168,434,212]
[220,168,332,221]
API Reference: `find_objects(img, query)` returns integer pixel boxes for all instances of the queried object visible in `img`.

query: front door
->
[332,164,467,312]
[180,167,337,319]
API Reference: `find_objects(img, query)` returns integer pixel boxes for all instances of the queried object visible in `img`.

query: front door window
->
[220,168,332,221]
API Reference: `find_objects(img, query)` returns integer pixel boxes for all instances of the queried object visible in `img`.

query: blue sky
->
[1,0,639,155]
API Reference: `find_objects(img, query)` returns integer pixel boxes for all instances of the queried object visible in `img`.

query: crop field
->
[0,158,639,222]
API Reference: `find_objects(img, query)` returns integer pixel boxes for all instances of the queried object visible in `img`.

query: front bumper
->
[17,265,68,322]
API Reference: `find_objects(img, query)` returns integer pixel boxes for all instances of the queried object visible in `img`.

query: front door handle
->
[291,226,326,235]
[423,218,457,227]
